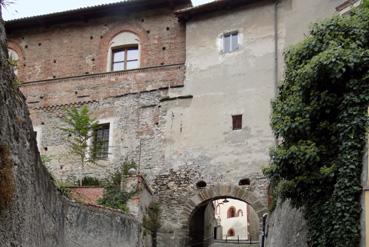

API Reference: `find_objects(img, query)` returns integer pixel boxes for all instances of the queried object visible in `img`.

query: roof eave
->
[5,0,192,31]
[176,0,269,21]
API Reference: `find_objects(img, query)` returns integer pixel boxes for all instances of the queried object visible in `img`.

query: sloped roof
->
[176,0,267,20]
[6,0,192,30]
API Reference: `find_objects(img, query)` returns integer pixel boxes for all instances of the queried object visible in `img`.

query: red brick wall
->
[7,7,186,82]
[21,64,184,109]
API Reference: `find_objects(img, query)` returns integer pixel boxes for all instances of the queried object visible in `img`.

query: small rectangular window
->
[92,123,110,160]
[232,115,242,130]
[223,32,239,53]
[111,45,139,71]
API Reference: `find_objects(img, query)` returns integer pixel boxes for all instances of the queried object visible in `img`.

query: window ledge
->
[336,0,361,13]
[21,63,185,85]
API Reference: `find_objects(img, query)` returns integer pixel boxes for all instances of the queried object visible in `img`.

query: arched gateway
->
[181,184,268,247]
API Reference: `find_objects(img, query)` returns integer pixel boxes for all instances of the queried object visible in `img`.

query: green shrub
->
[97,186,130,212]
[264,7,369,246]
[97,165,136,212]
[81,176,101,186]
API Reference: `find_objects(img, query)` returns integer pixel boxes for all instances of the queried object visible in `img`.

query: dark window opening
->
[239,178,250,186]
[92,123,110,160]
[232,114,242,130]
[223,32,239,53]
[227,228,235,237]
[111,45,139,71]
[196,180,207,188]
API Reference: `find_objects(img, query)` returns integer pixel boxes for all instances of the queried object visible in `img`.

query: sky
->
[2,0,214,20]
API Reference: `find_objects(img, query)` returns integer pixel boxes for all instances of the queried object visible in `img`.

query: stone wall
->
[264,200,308,247]
[0,19,140,247]
[31,87,167,181]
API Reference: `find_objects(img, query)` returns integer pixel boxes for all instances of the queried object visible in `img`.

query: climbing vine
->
[264,7,369,247]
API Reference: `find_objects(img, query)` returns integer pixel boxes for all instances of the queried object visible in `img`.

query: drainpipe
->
[261,213,268,247]
[274,0,279,98]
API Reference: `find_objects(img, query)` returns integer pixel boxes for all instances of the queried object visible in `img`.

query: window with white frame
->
[223,32,239,53]
[8,48,19,75]
[107,32,140,71]
[111,45,139,71]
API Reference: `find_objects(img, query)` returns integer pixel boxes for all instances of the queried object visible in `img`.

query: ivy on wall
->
[264,7,369,247]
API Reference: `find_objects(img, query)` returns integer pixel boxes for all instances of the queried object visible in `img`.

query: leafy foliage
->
[61,105,99,186]
[264,7,369,246]
[81,176,101,186]
[98,185,130,212]
[97,166,134,212]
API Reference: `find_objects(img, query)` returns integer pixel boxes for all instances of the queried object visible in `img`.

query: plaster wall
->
[155,2,274,246]
[162,0,275,192]
[214,199,248,240]
[276,0,345,82]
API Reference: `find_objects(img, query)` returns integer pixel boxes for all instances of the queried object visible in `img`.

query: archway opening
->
[188,197,260,247]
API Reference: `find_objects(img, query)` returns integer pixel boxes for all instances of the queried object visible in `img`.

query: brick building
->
[5,0,358,246]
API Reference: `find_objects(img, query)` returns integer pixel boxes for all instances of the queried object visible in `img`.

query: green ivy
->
[264,7,369,247]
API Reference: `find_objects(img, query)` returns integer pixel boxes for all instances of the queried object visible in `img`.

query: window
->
[237,209,243,217]
[239,178,251,186]
[232,115,242,130]
[92,123,110,160]
[8,48,19,75]
[196,180,207,188]
[227,207,236,218]
[111,45,139,71]
[223,32,239,53]
[107,32,140,71]
[227,228,235,237]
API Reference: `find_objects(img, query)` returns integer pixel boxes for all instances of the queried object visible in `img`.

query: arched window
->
[107,32,140,71]
[237,209,243,217]
[227,207,236,218]
[8,48,19,75]
[227,228,235,237]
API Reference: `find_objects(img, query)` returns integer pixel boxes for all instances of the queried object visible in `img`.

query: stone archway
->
[182,184,268,246]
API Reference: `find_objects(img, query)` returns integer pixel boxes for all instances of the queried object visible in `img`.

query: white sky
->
[2,0,214,20]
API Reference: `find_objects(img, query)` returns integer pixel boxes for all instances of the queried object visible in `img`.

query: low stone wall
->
[65,202,139,247]
[264,200,308,247]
